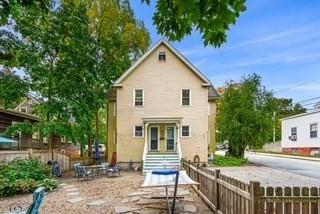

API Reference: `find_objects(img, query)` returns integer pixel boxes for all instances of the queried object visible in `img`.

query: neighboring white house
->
[281,110,320,156]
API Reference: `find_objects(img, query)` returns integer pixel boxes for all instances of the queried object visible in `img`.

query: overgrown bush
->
[38,178,59,191]
[0,158,58,197]
[213,155,248,166]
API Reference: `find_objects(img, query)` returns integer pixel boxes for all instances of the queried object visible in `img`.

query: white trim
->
[281,109,320,121]
[113,131,117,144]
[158,51,166,62]
[133,89,144,107]
[114,39,211,85]
[181,125,191,138]
[113,102,116,117]
[165,125,176,151]
[19,107,27,113]
[133,125,144,138]
[181,89,191,107]
[148,125,160,151]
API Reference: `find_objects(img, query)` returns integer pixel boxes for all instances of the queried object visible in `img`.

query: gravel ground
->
[208,165,320,186]
[0,171,212,214]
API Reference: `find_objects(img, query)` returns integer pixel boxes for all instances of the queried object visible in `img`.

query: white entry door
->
[149,126,159,151]
[166,126,175,151]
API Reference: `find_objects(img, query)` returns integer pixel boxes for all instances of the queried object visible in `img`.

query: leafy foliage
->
[0,158,57,197]
[217,74,275,157]
[38,178,59,191]
[1,0,150,154]
[0,71,28,108]
[271,98,306,141]
[213,155,248,166]
[142,0,246,46]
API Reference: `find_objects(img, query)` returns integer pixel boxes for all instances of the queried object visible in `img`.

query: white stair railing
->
[142,140,148,161]
[177,141,182,160]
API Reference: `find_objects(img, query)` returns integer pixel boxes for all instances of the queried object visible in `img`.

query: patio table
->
[84,165,104,177]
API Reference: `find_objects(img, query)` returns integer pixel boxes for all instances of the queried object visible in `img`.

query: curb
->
[252,152,320,162]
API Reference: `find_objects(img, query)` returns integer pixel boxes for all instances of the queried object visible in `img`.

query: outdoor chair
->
[108,163,120,177]
[73,163,81,177]
[76,165,94,181]
[8,187,45,214]
[98,163,109,176]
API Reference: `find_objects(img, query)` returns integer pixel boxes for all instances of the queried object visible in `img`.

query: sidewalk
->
[253,152,320,162]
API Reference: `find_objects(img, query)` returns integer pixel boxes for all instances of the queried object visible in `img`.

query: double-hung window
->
[181,126,191,137]
[310,123,318,138]
[134,126,143,138]
[290,127,297,141]
[181,89,191,106]
[134,89,144,106]
[158,52,166,61]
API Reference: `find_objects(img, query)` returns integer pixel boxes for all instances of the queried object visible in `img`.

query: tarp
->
[141,170,198,187]
[0,136,17,144]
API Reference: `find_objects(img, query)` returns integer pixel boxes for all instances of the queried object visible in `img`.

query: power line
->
[273,78,320,94]
[300,101,320,107]
[293,96,320,105]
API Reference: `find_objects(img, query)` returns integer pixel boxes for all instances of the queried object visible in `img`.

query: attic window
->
[158,52,166,61]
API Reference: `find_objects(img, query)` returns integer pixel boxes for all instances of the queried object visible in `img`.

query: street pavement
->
[245,152,320,179]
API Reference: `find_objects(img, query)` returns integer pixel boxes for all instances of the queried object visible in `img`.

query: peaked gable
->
[114,39,211,86]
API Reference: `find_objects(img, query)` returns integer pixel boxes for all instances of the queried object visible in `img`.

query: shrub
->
[1,158,50,181]
[213,155,248,166]
[38,178,59,191]
[0,158,57,197]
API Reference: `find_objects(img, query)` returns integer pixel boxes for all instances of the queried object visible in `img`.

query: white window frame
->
[181,89,191,106]
[113,131,117,144]
[310,123,318,138]
[149,125,160,151]
[158,51,166,61]
[181,125,191,138]
[133,89,144,107]
[20,107,27,113]
[133,125,144,138]
[165,125,176,151]
[113,102,116,116]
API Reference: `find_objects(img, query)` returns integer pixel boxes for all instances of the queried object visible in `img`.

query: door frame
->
[165,125,176,151]
[148,125,160,151]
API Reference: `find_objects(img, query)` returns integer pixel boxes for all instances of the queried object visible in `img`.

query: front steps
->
[143,152,180,173]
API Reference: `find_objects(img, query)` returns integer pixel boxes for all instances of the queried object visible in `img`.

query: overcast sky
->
[132,0,320,106]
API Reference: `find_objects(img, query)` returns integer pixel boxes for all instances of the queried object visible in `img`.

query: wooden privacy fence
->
[0,149,71,171]
[182,159,320,214]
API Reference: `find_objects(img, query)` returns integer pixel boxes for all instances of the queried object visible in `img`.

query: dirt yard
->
[0,171,212,214]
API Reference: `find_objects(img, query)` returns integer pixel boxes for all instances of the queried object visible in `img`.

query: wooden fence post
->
[215,170,220,212]
[250,181,260,214]
[196,163,200,196]
[28,149,33,159]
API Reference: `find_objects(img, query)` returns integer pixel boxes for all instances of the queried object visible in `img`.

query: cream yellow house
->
[107,40,219,171]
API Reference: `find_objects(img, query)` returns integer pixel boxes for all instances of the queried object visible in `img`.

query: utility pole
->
[272,111,276,143]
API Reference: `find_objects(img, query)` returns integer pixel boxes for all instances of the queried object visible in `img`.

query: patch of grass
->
[213,155,248,166]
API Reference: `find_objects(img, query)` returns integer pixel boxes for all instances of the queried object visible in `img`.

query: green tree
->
[217,74,275,158]
[271,98,306,141]
[142,0,246,46]
[79,0,150,154]
[1,0,150,160]
[0,70,28,108]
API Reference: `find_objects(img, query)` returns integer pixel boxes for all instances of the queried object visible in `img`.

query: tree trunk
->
[95,110,99,139]
[105,103,109,161]
[88,137,92,157]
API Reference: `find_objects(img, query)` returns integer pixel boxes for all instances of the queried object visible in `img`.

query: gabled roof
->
[15,94,42,110]
[114,39,212,86]
[0,107,40,121]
